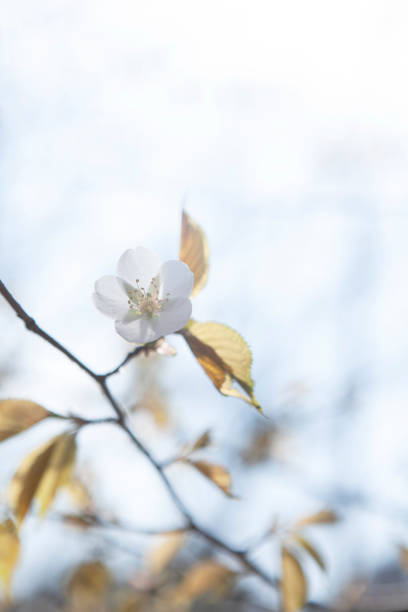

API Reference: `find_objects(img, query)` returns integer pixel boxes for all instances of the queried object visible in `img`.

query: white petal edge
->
[93,275,129,319]
[159,260,194,300]
[151,297,192,337]
[115,317,161,344]
[117,247,161,290]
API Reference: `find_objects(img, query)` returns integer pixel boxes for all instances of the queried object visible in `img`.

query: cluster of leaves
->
[63,470,239,611]
[0,401,78,598]
[0,213,345,611]
[0,422,237,610]
[0,554,238,612]
[279,510,338,611]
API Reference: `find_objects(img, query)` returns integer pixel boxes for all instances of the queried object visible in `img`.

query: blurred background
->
[2,1,408,609]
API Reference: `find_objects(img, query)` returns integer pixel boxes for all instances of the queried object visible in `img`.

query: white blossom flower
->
[93,247,193,344]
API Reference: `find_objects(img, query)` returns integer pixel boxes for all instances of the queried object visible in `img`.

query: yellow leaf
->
[0,519,19,601]
[181,321,261,412]
[148,532,185,574]
[66,561,111,612]
[293,510,339,530]
[179,210,209,298]
[291,534,326,572]
[185,459,233,497]
[170,560,236,606]
[8,433,76,525]
[281,547,307,612]
[0,399,51,442]
[35,433,76,517]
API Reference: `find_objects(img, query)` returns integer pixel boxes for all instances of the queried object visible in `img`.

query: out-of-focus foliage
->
[131,353,171,428]
[0,519,19,601]
[240,425,283,465]
[8,432,76,524]
[147,532,186,575]
[182,459,233,498]
[187,430,212,454]
[399,546,408,572]
[166,559,237,610]
[281,547,307,612]
[0,400,54,442]
[65,478,94,513]
[291,534,326,572]
[292,510,339,530]
[65,561,111,612]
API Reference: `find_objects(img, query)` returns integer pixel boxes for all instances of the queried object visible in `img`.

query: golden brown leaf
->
[291,534,326,571]
[8,437,58,525]
[169,560,236,606]
[0,519,19,601]
[185,459,233,497]
[8,433,76,525]
[181,321,261,411]
[293,510,339,530]
[190,430,212,453]
[66,561,111,612]
[281,547,307,612]
[179,210,209,297]
[147,532,185,574]
[0,399,52,442]
[35,433,76,517]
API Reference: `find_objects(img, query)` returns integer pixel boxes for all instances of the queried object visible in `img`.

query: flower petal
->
[115,316,161,344]
[159,261,194,300]
[93,275,129,319]
[152,297,192,336]
[117,247,161,290]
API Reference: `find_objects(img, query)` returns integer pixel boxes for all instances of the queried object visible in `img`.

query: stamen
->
[127,276,169,319]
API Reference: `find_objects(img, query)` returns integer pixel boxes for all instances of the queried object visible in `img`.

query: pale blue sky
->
[2,1,408,605]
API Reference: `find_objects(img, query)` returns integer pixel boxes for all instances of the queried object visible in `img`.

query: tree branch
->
[0,279,277,590]
[0,281,97,379]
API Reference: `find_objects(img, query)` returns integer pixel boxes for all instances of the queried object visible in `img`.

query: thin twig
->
[50,511,188,536]
[0,279,277,590]
[101,346,145,378]
[68,415,119,427]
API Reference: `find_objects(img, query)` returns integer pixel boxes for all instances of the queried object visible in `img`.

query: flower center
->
[127,276,169,319]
